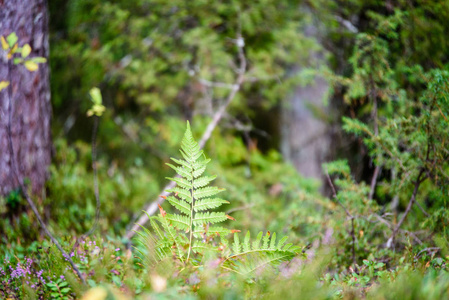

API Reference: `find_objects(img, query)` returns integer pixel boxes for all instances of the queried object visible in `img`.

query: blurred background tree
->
[0,0,51,197]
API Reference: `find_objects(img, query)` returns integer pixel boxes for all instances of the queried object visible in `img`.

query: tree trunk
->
[0,0,52,197]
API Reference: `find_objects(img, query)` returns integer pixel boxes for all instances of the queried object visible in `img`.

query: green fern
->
[222,231,302,275]
[139,121,233,263]
[136,121,303,274]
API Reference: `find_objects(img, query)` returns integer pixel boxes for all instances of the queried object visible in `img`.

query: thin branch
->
[325,172,356,266]
[368,73,381,201]
[226,204,255,214]
[371,214,423,245]
[387,169,426,249]
[198,78,237,90]
[414,200,430,218]
[125,35,247,241]
[369,165,381,200]
[325,173,352,219]
[5,61,85,283]
[415,247,440,259]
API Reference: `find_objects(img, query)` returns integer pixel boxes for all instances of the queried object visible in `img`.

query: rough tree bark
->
[0,0,52,197]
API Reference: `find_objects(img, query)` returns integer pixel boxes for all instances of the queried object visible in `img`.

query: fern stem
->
[186,171,195,263]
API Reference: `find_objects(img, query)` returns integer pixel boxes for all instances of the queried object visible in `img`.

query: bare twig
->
[226,204,255,214]
[371,214,423,245]
[387,169,426,249]
[414,200,430,218]
[326,172,356,266]
[125,35,247,241]
[368,74,381,201]
[5,61,85,283]
[369,165,381,200]
[198,78,237,90]
[415,247,440,259]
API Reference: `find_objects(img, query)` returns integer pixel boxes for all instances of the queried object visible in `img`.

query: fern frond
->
[192,226,232,238]
[194,187,224,199]
[252,232,263,250]
[233,233,241,253]
[262,232,270,249]
[166,163,192,180]
[166,176,192,190]
[224,231,301,275]
[149,216,164,240]
[230,251,298,276]
[156,121,232,262]
[192,164,208,178]
[166,214,190,231]
[166,187,191,201]
[193,175,217,189]
[243,231,251,252]
[194,198,229,211]
[135,121,302,273]
[276,236,288,250]
[169,158,192,171]
[193,212,228,225]
[269,232,277,249]
[192,241,218,254]
[166,196,190,215]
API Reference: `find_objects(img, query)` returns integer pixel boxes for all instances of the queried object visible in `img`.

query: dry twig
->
[325,172,356,266]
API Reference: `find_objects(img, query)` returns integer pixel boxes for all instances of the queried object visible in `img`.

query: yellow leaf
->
[0,36,8,50]
[81,287,107,300]
[10,43,18,54]
[21,44,31,58]
[0,81,9,92]
[24,61,38,72]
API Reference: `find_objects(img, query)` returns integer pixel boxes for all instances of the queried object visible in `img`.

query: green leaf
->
[87,87,105,117]
[193,212,227,225]
[166,196,190,215]
[262,232,270,249]
[31,57,47,63]
[166,213,190,231]
[194,198,229,211]
[233,233,241,253]
[6,32,18,47]
[252,232,263,250]
[13,58,23,64]
[21,43,31,58]
[243,231,251,252]
[193,175,217,189]
[89,87,103,105]
[269,232,277,250]
[194,186,223,199]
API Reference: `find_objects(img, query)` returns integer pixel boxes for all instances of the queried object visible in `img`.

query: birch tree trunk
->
[0,0,52,196]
